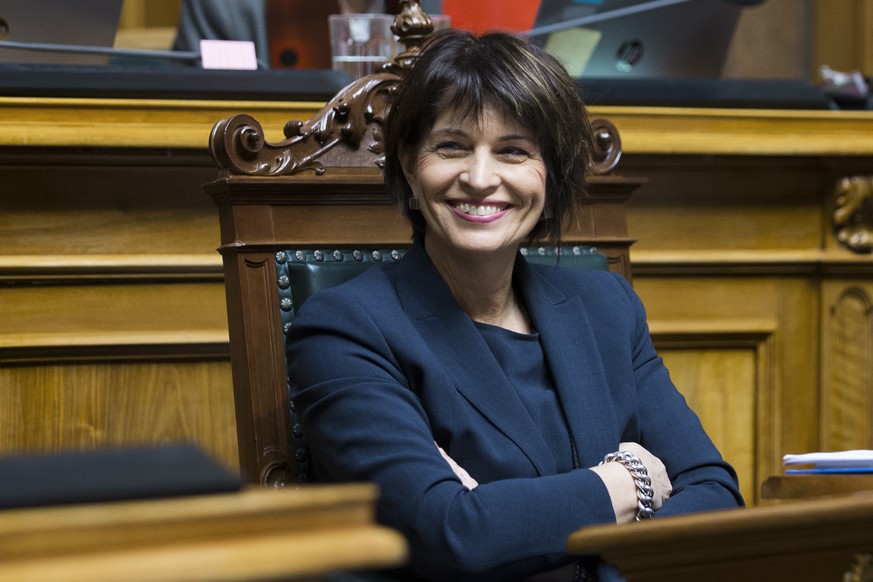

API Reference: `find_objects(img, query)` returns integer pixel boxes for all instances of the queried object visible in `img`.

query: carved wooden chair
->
[205,0,645,486]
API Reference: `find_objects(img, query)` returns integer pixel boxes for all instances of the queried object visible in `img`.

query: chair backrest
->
[277,246,608,326]
[205,1,644,486]
[276,245,609,483]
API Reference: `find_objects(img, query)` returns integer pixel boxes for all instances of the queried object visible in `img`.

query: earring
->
[539,206,553,221]
[408,197,420,211]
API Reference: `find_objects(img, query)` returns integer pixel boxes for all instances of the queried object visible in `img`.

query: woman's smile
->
[449,200,512,222]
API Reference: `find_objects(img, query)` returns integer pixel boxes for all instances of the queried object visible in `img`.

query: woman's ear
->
[399,152,419,195]
[399,151,416,183]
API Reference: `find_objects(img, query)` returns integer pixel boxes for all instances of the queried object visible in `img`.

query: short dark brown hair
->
[383,29,594,244]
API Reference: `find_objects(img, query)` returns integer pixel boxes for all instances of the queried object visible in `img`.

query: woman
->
[286,30,743,581]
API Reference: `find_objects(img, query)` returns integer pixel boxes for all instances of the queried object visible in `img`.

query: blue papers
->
[783,450,873,473]
[786,468,873,475]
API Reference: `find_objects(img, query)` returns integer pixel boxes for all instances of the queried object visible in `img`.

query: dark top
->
[475,322,576,474]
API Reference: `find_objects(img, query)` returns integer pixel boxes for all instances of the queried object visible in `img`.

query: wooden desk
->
[567,493,873,582]
[0,484,406,582]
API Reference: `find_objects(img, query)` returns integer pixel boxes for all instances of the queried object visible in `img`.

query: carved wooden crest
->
[208,0,623,178]
[834,175,873,254]
[846,553,873,582]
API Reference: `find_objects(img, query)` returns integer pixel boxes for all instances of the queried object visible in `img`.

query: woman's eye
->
[434,142,467,156]
[498,147,531,160]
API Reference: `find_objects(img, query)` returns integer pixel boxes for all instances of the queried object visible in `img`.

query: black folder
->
[0,443,242,510]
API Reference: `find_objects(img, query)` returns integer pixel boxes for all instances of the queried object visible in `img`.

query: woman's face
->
[402,102,547,262]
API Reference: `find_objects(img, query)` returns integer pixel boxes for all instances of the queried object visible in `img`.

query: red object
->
[266,0,339,68]
[441,0,541,34]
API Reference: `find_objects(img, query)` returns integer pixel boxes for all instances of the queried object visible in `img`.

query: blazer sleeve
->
[287,285,617,581]
[608,273,745,516]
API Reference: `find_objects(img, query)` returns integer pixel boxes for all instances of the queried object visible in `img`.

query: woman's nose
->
[460,151,501,191]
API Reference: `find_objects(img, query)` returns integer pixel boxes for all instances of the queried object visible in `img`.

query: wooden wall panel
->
[637,278,812,505]
[1,144,238,469]
[821,281,873,451]
[620,155,827,254]
[2,278,237,470]
[641,299,781,506]
[3,282,227,339]
[1,158,219,256]
[0,360,238,470]
[654,338,763,505]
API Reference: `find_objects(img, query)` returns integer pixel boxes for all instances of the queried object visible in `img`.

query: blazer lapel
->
[517,259,619,468]
[395,245,556,476]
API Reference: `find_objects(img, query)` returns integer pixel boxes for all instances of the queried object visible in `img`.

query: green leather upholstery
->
[276,249,407,335]
[276,246,607,332]
[276,245,608,483]
[521,245,608,270]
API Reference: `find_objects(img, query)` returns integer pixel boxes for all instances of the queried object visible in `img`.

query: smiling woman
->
[286,29,743,582]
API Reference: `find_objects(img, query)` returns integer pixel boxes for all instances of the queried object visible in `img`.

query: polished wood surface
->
[761,474,873,499]
[603,106,873,155]
[0,97,321,147]
[568,493,873,582]
[5,97,873,152]
[0,140,239,468]
[0,484,407,582]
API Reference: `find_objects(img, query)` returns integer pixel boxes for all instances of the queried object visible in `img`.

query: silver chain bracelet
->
[599,450,656,521]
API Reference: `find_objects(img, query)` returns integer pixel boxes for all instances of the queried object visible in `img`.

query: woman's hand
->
[619,441,672,508]
[590,442,672,523]
[436,443,479,490]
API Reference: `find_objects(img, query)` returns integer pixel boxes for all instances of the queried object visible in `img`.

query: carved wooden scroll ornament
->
[845,553,873,582]
[834,175,873,254]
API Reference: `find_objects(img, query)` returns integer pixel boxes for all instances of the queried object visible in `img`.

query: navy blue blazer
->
[287,243,743,581]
